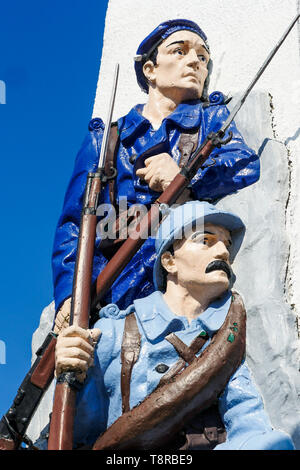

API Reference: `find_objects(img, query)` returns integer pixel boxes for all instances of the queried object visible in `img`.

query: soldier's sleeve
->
[215,362,295,450]
[190,103,260,201]
[51,119,106,313]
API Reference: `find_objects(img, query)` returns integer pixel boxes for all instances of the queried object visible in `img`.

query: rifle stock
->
[0,332,56,450]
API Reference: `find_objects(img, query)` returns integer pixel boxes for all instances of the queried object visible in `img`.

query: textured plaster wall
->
[28,0,300,447]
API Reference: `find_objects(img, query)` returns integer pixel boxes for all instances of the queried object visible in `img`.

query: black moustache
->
[205,260,232,279]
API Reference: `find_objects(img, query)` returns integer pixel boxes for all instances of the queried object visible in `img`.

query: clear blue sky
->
[0,0,108,420]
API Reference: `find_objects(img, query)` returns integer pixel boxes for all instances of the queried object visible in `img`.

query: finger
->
[136,167,148,178]
[58,346,93,363]
[144,156,156,167]
[57,337,94,355]
[60,325,91,341]
[56,357,90,374]
[148,175,163,192]
[144,153,171,166]
[141,166,155,183]
[89,328,102,344]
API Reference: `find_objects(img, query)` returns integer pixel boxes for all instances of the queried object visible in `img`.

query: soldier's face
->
[149,30,210,101]
[170,223,232,293]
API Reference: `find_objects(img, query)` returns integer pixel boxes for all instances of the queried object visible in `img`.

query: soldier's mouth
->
[205,260,232,280]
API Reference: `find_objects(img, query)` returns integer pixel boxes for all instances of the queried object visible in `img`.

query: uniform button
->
[88,117,104,131]
[155,363,169,374]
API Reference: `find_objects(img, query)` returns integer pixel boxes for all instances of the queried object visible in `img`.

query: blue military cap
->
[134,19,210,94]
[153,201,245,291]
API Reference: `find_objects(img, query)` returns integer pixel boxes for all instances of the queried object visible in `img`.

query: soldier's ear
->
[143,60,156,84]
[161,251,177,275]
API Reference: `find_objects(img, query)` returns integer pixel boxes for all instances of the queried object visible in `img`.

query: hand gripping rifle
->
[0,13,299,450]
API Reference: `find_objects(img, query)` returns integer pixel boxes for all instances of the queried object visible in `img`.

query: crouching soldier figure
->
[52,201,294,450]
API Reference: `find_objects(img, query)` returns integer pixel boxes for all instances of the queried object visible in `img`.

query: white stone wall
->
[92,0,300,448]
[29,0,300,448]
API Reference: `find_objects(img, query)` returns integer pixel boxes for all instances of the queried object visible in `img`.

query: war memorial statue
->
[1,16,298,451]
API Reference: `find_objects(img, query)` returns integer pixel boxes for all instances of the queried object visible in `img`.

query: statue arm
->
[190,105,260,202]
[215,362,294,450]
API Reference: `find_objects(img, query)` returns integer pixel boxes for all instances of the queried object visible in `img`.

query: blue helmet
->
[153,201,245,291]
[134,19,210,95]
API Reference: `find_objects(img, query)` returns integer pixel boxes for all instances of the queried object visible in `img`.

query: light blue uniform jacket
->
[73,291,294,450]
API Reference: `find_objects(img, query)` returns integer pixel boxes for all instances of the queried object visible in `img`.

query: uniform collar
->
[118,100,203,145]
[133,290,232,342]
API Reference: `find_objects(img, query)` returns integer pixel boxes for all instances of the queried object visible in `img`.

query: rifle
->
[1,13,299,450]
[47,64,120,450]
[0,63,120,451]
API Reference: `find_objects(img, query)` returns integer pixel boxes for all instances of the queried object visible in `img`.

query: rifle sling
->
[105,122,120,208]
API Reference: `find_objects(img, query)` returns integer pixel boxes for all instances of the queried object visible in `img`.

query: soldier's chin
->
[185,86,202,100]
[207,271,230,289]
[180,83,202,100]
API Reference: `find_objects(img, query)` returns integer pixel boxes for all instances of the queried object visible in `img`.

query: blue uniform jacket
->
[52,95,260,312]
[72,290,294,450]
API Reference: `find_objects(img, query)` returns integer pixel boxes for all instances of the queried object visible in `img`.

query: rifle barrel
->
[97,63,120,169]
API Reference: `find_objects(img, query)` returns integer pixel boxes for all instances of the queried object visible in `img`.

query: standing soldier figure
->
[52,19,259,331]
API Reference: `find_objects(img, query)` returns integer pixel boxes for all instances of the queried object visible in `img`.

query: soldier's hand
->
[55,325,101,383]
[136,153,180,192]
[53,297,71,335]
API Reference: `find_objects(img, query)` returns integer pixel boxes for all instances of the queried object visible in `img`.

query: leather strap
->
[104,123,120,208]
[120,313,141,413]
[159,331,209,386]
[178,130,199,168]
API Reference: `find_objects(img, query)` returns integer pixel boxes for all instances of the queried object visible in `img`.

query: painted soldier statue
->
[52,19,260,331]
[47,201,294,450]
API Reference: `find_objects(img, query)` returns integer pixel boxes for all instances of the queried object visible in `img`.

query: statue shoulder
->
[88,117,105,133]
[99,303,135,320]
[203,91,232,109]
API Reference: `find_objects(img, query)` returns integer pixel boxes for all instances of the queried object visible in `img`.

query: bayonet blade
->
[220,13,300,134]
[98,63,120,169]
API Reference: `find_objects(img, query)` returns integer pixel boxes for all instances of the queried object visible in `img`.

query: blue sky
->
[0,0,108,420]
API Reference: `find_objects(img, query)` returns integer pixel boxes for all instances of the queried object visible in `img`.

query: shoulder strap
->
[120,312,141,414]
[178,130,199,168]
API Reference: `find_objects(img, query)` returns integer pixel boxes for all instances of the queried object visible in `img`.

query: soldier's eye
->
[174,48,185,55]
[198,54,208,63]
[191,233,209,245]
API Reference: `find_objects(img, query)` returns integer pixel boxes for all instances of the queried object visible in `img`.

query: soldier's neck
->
[162,279,224,324]
[142,89,183,130]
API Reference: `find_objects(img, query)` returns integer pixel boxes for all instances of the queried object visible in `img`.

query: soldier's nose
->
[215,242,230,262]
